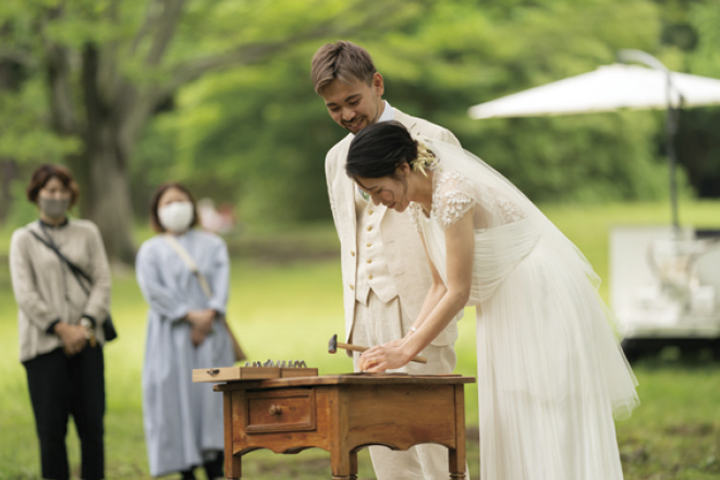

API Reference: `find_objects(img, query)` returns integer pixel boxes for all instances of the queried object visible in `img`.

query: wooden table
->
[214,374,475,479]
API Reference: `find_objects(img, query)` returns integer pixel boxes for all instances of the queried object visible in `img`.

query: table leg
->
[449,448,466,480]
[331,450,358,480]
[224,393,242,479]
[225,454,242,479]
[449,383,467,480]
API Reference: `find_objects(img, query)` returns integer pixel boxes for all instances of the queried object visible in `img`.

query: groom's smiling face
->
[321,73,385,134]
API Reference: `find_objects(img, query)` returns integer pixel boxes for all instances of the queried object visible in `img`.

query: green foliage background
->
[131,0,670,225]
[2,0,719,230]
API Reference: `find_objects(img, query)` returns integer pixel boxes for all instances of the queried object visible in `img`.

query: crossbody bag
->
[29,223,117,342]
[164,234,246,362]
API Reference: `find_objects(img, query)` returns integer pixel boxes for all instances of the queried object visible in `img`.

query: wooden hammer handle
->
[408,354,427,364]
[337,342,428,364]
[336,341,368,353]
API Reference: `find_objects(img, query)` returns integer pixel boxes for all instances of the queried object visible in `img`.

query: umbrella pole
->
[618,49,684,234]
[665,84,681,234]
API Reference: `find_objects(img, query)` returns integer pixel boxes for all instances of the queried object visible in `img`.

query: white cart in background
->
[610,225,720,362]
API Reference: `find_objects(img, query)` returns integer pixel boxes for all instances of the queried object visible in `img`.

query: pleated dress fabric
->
[411,140,638,480]
[136,230,235,477]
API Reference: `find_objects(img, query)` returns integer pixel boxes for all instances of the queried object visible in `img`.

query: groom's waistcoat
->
[324,108,462,346]
[354,197,397,305]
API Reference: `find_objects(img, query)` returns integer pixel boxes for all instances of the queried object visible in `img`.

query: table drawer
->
[245,389,316,434]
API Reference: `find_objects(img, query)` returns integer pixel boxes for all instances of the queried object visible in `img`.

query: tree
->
[680,1,720,198]
[151,0,673,223]
[0,0,422,262]
[0,52,23,222]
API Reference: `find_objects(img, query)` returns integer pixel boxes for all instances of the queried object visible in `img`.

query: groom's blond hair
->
[311,41,377,95]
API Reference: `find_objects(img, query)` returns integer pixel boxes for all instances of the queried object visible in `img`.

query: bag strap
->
[163,234,213,298]
[29,225,91,296]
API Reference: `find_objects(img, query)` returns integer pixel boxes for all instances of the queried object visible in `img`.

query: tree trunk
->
[0,159,17,223]
[81,43,137,265]
[0,55,23,223]
[85,141,137,264]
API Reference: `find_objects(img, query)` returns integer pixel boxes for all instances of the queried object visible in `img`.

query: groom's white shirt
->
[325,103,462,346]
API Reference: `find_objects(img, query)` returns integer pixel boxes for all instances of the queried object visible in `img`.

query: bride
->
[347,121,639,480]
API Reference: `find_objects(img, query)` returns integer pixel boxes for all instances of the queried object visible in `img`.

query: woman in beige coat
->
[9,164,112,480]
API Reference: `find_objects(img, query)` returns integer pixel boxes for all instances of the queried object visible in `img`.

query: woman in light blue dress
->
[136,183,235,480]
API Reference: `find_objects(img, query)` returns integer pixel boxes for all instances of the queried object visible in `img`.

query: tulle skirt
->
[475,238,638,480]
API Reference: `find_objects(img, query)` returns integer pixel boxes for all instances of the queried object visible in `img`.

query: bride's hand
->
[359,343,411,373]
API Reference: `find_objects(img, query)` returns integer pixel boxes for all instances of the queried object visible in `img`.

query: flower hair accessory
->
[411,140,438,177]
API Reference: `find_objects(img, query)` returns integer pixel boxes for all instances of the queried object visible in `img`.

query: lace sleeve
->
[483,186,526,224]
[432,171,476,229]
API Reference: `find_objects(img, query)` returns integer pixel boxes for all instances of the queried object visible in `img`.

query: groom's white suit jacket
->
[325,107,462,347]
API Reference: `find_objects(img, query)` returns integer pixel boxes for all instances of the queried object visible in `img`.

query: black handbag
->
[29,225,117,342]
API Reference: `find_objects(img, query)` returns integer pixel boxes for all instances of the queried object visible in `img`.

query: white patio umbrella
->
[468,63,720,119]
[467,50,720,229]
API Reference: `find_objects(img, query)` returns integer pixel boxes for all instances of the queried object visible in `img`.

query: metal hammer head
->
[328,334,338,354]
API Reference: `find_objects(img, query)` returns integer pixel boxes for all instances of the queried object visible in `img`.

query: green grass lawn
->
[1,201,719,479]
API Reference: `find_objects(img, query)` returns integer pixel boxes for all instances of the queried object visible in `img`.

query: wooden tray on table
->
[192,366,319,383]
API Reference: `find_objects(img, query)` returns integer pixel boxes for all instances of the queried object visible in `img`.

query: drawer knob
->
[269,405,283,416]
[206,369,220,376]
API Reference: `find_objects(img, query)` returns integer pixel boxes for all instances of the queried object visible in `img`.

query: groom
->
[311,41,463,479]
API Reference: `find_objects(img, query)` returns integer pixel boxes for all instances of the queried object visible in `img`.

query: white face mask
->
[158,201,194,233]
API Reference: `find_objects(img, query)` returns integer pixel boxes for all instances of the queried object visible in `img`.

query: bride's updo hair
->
[346,121,418,180]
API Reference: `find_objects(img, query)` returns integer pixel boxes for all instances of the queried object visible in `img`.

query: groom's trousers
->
[352,290,461,480]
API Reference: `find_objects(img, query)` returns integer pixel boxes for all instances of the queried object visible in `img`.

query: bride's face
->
[355,174,411,212]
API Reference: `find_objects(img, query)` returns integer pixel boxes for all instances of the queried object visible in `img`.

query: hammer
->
[328,334,427,364]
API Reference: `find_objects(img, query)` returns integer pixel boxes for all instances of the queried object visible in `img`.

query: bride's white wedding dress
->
[409,139,639,480]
